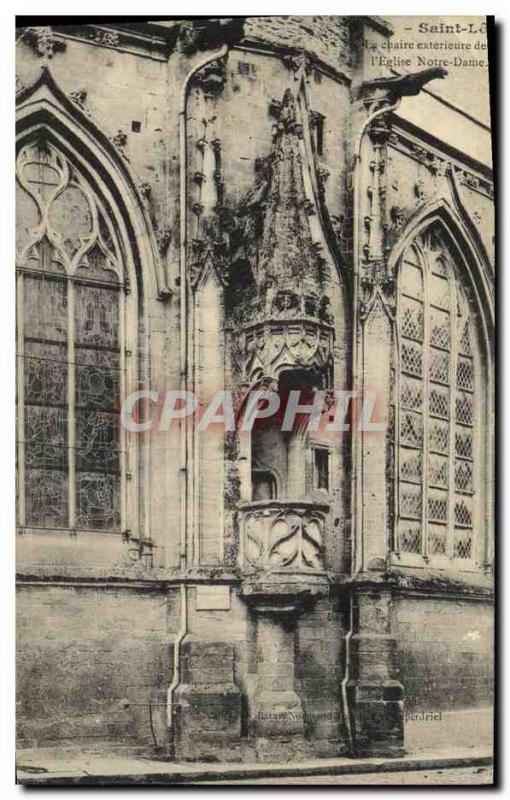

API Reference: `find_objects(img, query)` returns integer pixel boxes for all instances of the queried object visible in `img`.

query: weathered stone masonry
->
[16,17,494,762]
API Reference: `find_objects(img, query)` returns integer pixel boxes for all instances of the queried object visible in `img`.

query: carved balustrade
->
[239,499,328,574]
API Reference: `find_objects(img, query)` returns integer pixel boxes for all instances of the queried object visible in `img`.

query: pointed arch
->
[15,68,157,541]
[16,67,165,302]
[449,167,494,276]
[391,206,494,570]
[388,196,494,343]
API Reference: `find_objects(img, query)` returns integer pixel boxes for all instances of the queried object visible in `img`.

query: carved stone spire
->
[228,88,336,386]
[241,89,326,304]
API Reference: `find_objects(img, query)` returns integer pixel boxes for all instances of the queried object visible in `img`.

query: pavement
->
[16,746,493,786]
[196,766,493,785]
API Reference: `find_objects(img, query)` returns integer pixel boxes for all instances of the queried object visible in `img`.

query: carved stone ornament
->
[241,500,327,573]
[190,245,229,288]
[359,259,396,321]
[188,124,230,289]
[227,88,336,384]
[430,156,447,178]
[318,166,330,187]
[139,182,152,202]
[110,130,129,160]
[282,50,313,77]
[233,89,328,307]
[242,318,334,385]
[68,89,89,114]
[192,57,227,98]
[176,18,245,55]
[156,228,172,255]
[458,169,493,199]
[361,66,448,103]
[21,27,66,59]
[390,205,407,231]
[89,28,120,47]
[414,178,427,204]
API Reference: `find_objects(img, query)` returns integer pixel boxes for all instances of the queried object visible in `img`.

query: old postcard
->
[15,14,494,786]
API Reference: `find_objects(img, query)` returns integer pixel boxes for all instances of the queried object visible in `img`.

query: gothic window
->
[16,140,126,531]
[395,225,483,564]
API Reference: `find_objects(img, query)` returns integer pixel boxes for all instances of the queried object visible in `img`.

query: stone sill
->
[389,552,482,571]
[239,499,330,512]
[346,568,493,600]
[16,566,242,588]
[17,566,494,599]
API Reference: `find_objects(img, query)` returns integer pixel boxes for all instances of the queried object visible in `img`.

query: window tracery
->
[395,225,482,564]
[16,140,124,531]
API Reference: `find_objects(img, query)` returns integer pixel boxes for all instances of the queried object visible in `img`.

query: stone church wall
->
[15,17,494,763]
[17,584,170,750]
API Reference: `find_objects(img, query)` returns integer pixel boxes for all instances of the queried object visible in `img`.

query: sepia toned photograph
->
[13,12,495,786]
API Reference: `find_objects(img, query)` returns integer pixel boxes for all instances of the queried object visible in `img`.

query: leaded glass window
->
[395,226,480,563]
[16,140,125,531]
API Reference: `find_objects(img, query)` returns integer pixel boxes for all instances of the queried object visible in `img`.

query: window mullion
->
[447,277,458,559]
[17,273,25,528]
[394,285,402,554]
[119,288,127,534]
[422,252,430,559]
[67,280,76,530]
